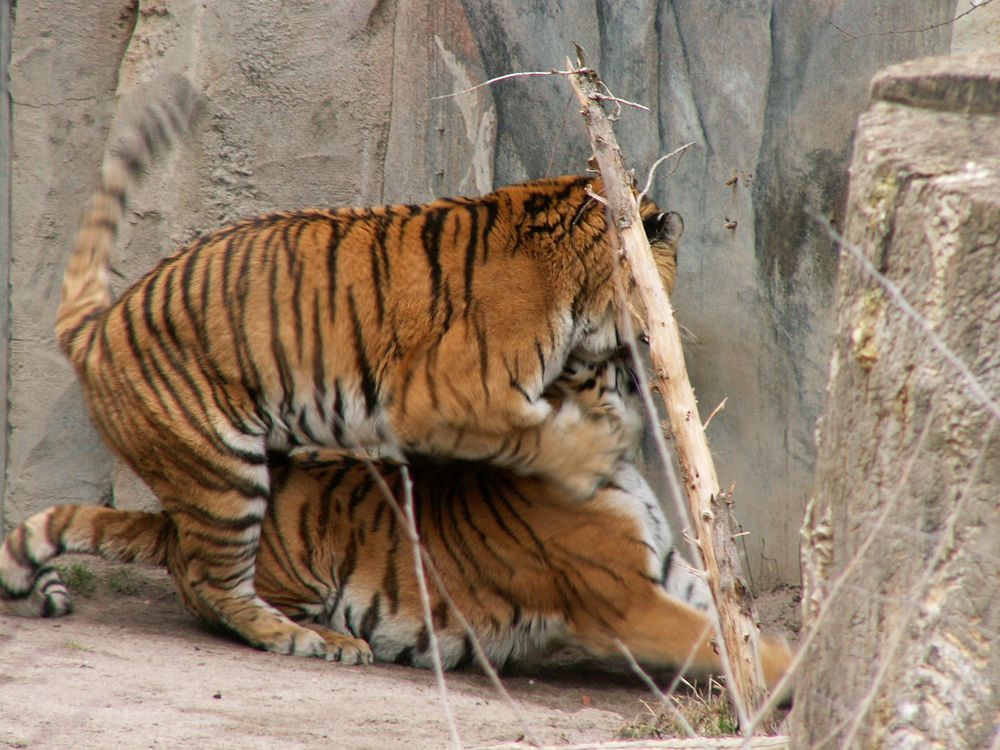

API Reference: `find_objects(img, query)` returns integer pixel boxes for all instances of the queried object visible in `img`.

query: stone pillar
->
[791,51,1000,749]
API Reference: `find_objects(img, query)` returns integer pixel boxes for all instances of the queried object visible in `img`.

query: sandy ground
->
[0,558,799,750]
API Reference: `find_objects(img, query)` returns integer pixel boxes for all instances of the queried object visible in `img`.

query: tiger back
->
[0,355,791,689]
[49,78,684,657]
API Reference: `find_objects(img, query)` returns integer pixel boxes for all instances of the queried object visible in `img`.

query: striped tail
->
[55,76,200,365]
[0,506,175,617]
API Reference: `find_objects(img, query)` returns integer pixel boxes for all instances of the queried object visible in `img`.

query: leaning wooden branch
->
[566,59,770,722]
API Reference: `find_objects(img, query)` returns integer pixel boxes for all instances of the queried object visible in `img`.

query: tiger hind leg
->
[0,505,172,617]
[154,473,328,659]
[573,586,793,692]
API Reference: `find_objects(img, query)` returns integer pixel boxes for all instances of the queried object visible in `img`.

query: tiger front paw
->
[306,626,375,666]
[529,400,632,500]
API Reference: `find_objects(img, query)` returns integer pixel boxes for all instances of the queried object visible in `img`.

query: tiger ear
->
[643,211,684,244]
[661,211,684,242]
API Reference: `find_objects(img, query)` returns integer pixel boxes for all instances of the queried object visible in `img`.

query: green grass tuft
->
[54,562,98,597]
[617,677,740,740]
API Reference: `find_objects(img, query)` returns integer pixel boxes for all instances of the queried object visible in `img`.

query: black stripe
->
[393,646,414,665]
[473,313,490,401]
[311,293,329,426]
[347,473,375,517]
[103,185,126,210]
[229,229,267,408]
[359,592,381,642]
[167,497,265,531]
[420,209,446,324]
[328,535,358,616]
[326,217,342,323]
[265,226,297,421]
[286,220,307,364]
[369,216,388,325]
[347,288,378,416]
[296,409,325,445]
[455,635,475,669]
[503,356,534,405]
[660,548,675,587]
[480,198,498,263]
[415,625,430,654]
[86,215,119,235]
[187,562,256,590]
[462,205,479,310]
[382,531,401,614]
[332,379,346,444]
[424,342,441,412]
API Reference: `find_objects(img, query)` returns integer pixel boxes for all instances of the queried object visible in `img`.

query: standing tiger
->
[49,79,684,657]
[0,354,792,688]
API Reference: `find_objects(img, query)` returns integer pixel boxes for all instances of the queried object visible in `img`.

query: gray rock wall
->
[1,1,958,583]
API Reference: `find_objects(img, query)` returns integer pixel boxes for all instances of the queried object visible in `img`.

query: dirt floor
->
[0,557,799,750]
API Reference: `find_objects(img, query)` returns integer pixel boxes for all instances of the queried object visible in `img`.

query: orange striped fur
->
[42,79,686,656]
[0,356,791,688]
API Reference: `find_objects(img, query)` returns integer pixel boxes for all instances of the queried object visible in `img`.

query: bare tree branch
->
[830,0,994,40]
[431,68,591,101]
[638,142,696,203]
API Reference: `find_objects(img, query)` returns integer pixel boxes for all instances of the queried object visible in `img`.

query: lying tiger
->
[0,354,792,688]
[50,77,685,655]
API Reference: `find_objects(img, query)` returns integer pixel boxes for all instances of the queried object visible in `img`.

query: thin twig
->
[592,92,649,112]
[351,454,545,747]
[432,68,590,101]
[615,640,697,738]
[400,465,461,750]
[638,143,696,203]
[584,186,608,206]
[829,0,994,40]
[702,397,728,431]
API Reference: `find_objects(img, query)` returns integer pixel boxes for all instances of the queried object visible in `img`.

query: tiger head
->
[546,350,645,461]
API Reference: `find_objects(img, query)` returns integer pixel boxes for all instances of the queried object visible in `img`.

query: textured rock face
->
[2,1,956,582]
[792,50,1000,749]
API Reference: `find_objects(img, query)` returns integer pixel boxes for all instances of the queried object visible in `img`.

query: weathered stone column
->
[791,51,1000,749]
